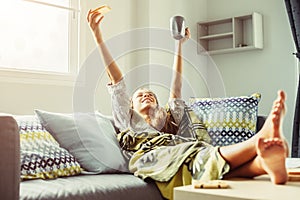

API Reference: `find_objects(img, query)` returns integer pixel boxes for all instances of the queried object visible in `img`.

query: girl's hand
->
[87,9,105,44]
[179,27,191,44]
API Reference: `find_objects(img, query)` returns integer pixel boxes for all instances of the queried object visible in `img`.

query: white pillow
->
[35,109,129,174]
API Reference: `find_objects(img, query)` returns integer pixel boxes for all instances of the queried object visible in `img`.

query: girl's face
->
[131,88,158,113]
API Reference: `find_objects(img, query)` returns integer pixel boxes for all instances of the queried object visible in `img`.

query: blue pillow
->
[189,93,261,146]
[35,110,129,174]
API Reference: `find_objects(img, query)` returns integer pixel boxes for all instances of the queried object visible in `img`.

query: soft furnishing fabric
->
[20,174,164,200]
[35,110,129,174]
[119,129,229,200]
[16,115,82,180]
[189,93,261,146]
[177,106,211,143]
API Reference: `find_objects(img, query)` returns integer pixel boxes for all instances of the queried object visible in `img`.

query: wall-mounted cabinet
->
[197,12,263,55]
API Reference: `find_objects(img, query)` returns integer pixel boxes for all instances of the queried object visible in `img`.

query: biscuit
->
[91,5,111,14]
[193,180,229,189]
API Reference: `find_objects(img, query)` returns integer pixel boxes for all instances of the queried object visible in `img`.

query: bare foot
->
[259,90,286,139]
[256,90,288,184]
[257,137,288,184]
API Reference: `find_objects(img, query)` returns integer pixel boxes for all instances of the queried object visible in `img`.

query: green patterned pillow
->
[177,106,211,144]
[189,93,261,146]
[16,116,82,180]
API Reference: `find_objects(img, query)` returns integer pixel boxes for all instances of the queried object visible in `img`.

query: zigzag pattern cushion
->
[16,115,82,180]
[189,93,261,146]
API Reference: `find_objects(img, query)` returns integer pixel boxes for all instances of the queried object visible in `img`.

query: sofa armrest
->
[0,116,20,200]
[256,115,267,133]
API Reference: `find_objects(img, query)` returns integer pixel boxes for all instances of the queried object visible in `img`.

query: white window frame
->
[0,0,80,85]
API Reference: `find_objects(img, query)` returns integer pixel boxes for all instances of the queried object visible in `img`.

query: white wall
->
[0,81,73,114]
[81,0,209,114]
[81,0,299,146]
[80,0,136,114]
[1,0,297,147]
[205,0,297,146]
[147,0,209,103]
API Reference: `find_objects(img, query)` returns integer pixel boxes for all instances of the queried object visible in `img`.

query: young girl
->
[87,8,288,200]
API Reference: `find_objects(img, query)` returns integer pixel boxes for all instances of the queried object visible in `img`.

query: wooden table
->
[174,175,300,200]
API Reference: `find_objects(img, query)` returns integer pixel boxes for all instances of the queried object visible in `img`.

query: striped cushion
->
[189,93,261,146]
[16,115,82,180]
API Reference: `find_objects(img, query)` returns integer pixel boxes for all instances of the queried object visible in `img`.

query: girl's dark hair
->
[160,111,179,135]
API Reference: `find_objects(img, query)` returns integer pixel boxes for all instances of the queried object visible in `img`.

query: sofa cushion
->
[20,174,164,200]
[15,115,82,180]
[35,110,129,174]
[189,93,261,146]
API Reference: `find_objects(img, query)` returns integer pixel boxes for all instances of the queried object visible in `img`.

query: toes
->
[278,90,286,101]
[263,138,283,149]
[271,114,280,137]
[272,100,284,114]
[257,137,284,153]
[273,90,286,107]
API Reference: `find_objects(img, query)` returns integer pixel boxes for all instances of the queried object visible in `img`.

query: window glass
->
[0,0,72,73]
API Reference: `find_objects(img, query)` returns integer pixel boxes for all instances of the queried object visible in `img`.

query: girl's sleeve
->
[107,79,132,131]
[168,98,186,125]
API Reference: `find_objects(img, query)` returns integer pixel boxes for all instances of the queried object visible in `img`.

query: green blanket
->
[118,130,211,182]
[117,109,230,200]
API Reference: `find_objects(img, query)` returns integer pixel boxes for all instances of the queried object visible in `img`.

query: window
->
[0,0,80,84]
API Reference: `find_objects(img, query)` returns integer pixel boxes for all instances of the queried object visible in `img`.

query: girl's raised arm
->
[87,9,122,85]
[169,28,190,100]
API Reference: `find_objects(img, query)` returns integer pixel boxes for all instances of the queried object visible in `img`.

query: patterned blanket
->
[116,108,230,200]
[118,130,212,182]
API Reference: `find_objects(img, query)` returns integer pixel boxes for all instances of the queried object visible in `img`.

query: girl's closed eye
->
[136,93,143,98]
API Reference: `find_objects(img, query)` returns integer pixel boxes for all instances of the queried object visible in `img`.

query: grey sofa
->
[0,115,266,200]
[0,115,164,200]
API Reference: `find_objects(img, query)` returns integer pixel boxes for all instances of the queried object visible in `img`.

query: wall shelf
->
[197,12,263,55]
